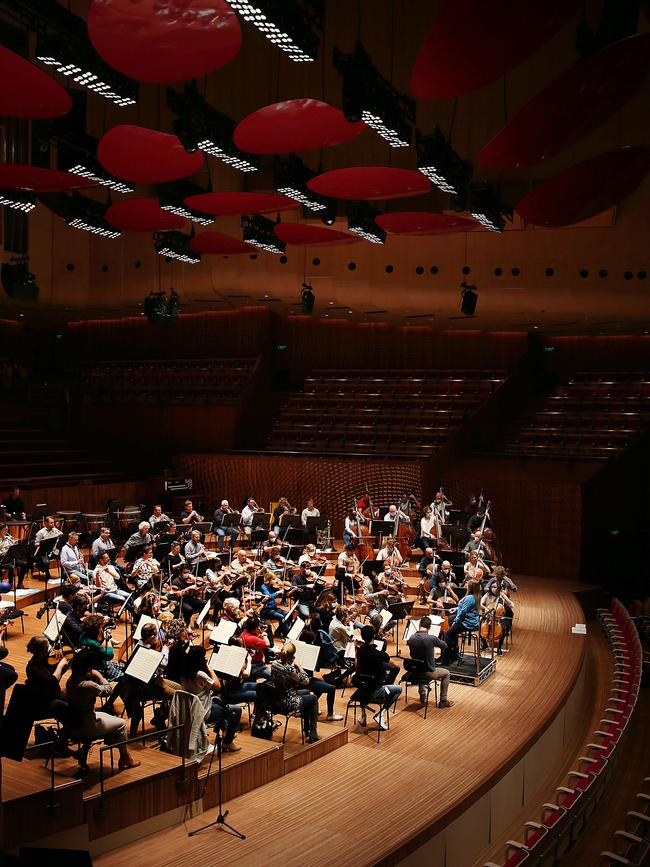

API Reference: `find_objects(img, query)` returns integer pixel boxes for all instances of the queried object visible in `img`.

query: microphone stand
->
[189,729,245,841]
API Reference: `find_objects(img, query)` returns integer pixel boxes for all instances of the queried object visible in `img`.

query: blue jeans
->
[342,530,354,547]
[250,662,271,681]
[225,681,257,704]
[103,589,133,609]
[309,677,336,715]
[215,526,238,547]
[208,700,242,744]
[370,683,401,710]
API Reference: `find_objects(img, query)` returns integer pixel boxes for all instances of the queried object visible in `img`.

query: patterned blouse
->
[270,659,309,714]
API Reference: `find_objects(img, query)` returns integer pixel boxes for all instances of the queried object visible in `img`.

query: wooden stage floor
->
[83,578,589,867]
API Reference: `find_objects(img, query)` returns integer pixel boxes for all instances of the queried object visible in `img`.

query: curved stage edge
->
[94,578,589,867]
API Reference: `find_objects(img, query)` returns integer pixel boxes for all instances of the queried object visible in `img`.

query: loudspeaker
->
[460,286,477,316]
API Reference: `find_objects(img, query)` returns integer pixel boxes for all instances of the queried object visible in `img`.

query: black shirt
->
[4,495,25,518]
[356,642,390,688]
[407,630,447,671]
[417,555,434,577]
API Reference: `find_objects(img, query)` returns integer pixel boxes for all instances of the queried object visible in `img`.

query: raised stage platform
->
[0,577,585,867]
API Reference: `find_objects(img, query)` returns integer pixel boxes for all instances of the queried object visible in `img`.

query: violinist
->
[129,622,180,737]
[240,616,272,680]
[262,530,288,557]
[290,563,318,618]
[362,574,389,617]
[259,574,291,634]
[328,605,355,652]
[64,595,89,647]
[337,545,360,572]
[377,536,403,569]
[161,540,185,578]
[298,544,327,572]
[79,613,126,713]
[264,547,291,578]
[166,565,205,627]
[419,506,437,553]
[480,579,514,656]
[229,549,255,578]
[378,565,406,602]
[212,500,239,550]
[221,597,244,623]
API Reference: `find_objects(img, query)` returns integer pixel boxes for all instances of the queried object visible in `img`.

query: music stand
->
[370,520,393,548]
[252,512,271,529]
[124,542,146,565]
[386,599,415,657]
[361,559,382,577]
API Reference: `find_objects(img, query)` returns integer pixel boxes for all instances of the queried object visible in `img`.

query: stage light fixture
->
[347,203,386,244]
[241,215,285,254]
[320,200,337,226]
[468,184,512,233]
[417,127,472,196]
[167,84,259,173]
[1,258,39,301]
[159,203,213,226]
[275,155,329,213]
[66,164,134,194]
[154,231,201,264]
[301,281,315,314]
[460,281,478,316]
[144,288,181,324]
[333,42,415,148]
[36,32,137,107]
[0,189,36,213]
[63,193,121,238]
[157,180,215,226]
[227,0,323,62]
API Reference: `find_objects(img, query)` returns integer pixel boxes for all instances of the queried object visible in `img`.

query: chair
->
[344,674,387,744]
[400,658,437,719]
[255,681,304,745]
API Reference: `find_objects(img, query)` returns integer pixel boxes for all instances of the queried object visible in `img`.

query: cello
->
[393,506,412,561]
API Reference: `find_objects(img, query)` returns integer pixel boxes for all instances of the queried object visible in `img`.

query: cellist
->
[480,578,514,656]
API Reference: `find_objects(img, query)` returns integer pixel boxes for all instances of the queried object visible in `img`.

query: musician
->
[484,566,518,595]
[419,507,437,553]
[463,551,483,582]
[51,582,79,616]
[148,505,171,528]
[94,552,132,607]
[270,642,320,743]
[467,508,491,535]
[398,492,420,516]
[386,503,410,527]
[442,579,481,664]
[25,636,67,718]
[154,521,178,547]
[124,522,153,558]
[241,498,260,539]
[328,605,355,653]
[61,531,91,584]
[129,622,181,737]
[355,625,402,730]
[430,572,459,610]
[480,579,515,656]
[0,522,27,589]
[212,500,239,550]
[130,547,161,592]
[407,615,453,708]
[167,565,205,627]
[343,509,364,547]
[221,597,243,623]
[291,563,318,618]
[240,616,271,680]
[262,530,287,557]
[463,530,486,558]
[180,646,242,752]
[3,486,26,520]
[229,549,254,578]
[298,544,326,575]
[337,545,359,572]
[33,516,63,580]
[64,595,89,647]
[272,497,292,533]
[160,540,185,578]
[264,548,290,578]
[184,529,215,566]
[367,615,400,685]
[259,576,290,633]
[91,526,116,562]
[377,537,403,568]
[417,548,436,580]
[0,522,17,559]
[362,574,389,617]
[180,500,203,525]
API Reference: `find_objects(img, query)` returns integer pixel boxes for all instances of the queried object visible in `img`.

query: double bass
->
[353,497,375,562]
[393,507,412,561]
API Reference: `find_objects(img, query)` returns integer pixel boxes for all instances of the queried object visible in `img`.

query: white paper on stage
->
[373,639,386,651]
[195,599,211,627]
[125,647,163,684]
[403,617,441,641]
[293,640,320,672]
[344,640,356,659]
[283,600,299,621]
[44,609,68,643]
[209,644,248,678]
[379,609,392,628]
[209,619,238,644]
[133,614,159,640]
[287,618,305,642]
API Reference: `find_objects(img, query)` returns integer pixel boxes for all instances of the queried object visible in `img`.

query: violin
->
[48,642,75,667]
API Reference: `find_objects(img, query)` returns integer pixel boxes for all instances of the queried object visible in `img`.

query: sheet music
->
[196,599,211,627]
[209,619,238,645]
[373,639,386,651]
[379,609,393,628]
[209,644,248,678]
[287,618,305,642]
[125,647,163,684]
[403,617,441,641]
[344,640,356,659]
[293,640,320,672]
[44,609,68,643]
[133,614,160,640]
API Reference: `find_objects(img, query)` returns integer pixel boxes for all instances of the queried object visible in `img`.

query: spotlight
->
[144,288,181,324]
[66,164,133,194]
[0,189,36,213]
[1,258,39,301]
[417,127,472,196]
[63,194,121,238]
[320,200,337,226]
[333,42,415,148]
[158,180,214,226]
[460,281,478,316]
[241,215,285,254]
[46,126,135,194]
[275,155,330,213]
[227,0,323,62]
[300,281,315,314]
[159,202,213,226]
[154,231,201,264]
[167,83,259,173]
[467,184,512,233]
[347,203,386,244]
[36,31,137,107]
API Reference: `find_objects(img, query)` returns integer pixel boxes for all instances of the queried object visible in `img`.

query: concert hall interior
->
[0,2,649,866]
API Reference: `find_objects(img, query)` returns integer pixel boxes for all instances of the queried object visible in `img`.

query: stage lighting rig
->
[154,231,201,264]
[167,84,258,173]
[144,288,181,324]
[347,203,386,244]
[0,189,36,213]
[63,193,120,238]
[468,184,512,233]
[242,215,285,254]
[333,42,415,148]
[417,127,472,196]
[157,181,214,227]
[275,155,329,213]
[227,0,323,62]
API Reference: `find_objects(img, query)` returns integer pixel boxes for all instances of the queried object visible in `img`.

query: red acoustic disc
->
[307,167,431,201]
[106,198,185,231]
[87,0,241,83]
[274,224,360,246]
[375,212,479,234]
[189,231,257,255]
[515,146,650,227]
[0,46,72,119]
[411,0,580,99]
[0,164,97,192]
[98,125,204,184]
[477,34,650,169]
[184,192,298,215]
[234,99,366,154]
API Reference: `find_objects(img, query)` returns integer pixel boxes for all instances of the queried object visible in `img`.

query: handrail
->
[24,739,61,811]
[97,723,186,811]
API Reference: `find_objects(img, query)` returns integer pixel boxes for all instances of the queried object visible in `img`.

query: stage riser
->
[200,745,284,810]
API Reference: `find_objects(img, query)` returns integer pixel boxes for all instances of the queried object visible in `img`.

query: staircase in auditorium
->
[265,369,505,457]
[492,372,650,461]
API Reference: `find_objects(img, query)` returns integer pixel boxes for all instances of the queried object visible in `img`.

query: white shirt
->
[301,507,320,527]
[420,515,436,537]
[377,546,403,566]
[95,563,120,593]
[61,543,84,574]
[35,526,62,544]
[241,505,255,527]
